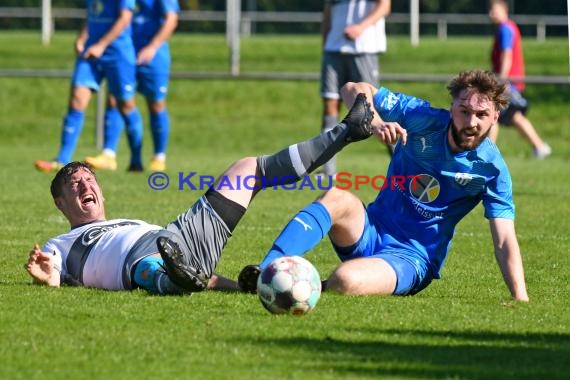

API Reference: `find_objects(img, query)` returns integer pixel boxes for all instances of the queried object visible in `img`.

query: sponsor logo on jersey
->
[90,0,104,16]
[454,172,473,186]
[382,92,399,111]
[81,221,141,246]
[420,137,432,152]
[409,174,440,204]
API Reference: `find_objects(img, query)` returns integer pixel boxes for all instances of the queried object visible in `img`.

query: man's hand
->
[25,244,60,287]
[137,46,158,65]
[83,43,106,60]
[373,121,407,146]
[74,40,85,56]
[344,24,365,40]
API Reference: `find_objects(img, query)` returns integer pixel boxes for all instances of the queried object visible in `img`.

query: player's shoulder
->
[374,86,432,110]
[476,139,511,171]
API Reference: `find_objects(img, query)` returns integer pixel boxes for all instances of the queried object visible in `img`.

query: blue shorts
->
[499,85,529,126]
[332,211,432,296]
[72,55,137,102]
[136,44,171,101]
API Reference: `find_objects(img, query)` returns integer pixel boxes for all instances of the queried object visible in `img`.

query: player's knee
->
[327,265,360,294]
[118,98,136,114]
[318,187,361,218]
[230,157,258,178]
[148,100,166,114]
[69,91,90,111]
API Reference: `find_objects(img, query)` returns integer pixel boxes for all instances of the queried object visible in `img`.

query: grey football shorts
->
[499,85,530,126]
[320,51,379,100]
[165,195,232,278]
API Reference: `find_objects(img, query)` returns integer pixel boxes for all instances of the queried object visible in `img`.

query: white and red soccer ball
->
[257,256,321,315]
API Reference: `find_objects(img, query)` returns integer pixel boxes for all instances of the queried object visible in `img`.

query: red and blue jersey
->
[492,19,525,91]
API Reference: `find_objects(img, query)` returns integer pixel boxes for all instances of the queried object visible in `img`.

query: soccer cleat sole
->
[343,93,374,143]
[156,236,208,292]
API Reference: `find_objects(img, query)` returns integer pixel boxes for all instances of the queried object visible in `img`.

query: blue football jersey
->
[85,0,135,58]
[132,0,180,51]
[368,87,515,278]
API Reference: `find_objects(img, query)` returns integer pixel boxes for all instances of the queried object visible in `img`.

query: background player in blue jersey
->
[239,69,529,302]
[85,0,180,172]
[35,0,145,173]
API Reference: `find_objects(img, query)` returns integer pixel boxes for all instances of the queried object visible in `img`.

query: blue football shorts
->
[331,210,433,296]
[71,54,137,102]
[136,45,171,101]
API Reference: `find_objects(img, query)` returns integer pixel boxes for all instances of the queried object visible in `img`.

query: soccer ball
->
[257,256,322,315]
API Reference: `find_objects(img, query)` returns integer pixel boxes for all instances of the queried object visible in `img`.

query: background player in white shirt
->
[25,95,376,295]
[319,0,391,177]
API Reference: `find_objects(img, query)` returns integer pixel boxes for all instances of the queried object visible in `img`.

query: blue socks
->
[102,106,169,165]
[260,202,332,269]
[133,255,184,295]
[123,108,143,168]
[56,109,85,164]
[103,106,124,152]
[150,109,170,156]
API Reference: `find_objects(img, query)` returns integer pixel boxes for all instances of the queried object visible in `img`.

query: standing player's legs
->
[320,52,344,177]
[497,86,551,159]
[84,95,123,171]
[35,59,100,172]
[137,60,171,172]
[105,56,144,172]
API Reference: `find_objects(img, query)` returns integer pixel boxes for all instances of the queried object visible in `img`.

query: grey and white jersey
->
[43,219,162,290]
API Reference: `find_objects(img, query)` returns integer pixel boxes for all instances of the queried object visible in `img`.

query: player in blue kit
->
[239,69,529,302]
[35,0,145,173]
[85,0,180,172]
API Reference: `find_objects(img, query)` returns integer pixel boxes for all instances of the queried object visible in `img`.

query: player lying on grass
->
[24,94,375,295]
[239,69,529,302]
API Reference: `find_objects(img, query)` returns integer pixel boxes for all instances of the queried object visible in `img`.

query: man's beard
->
[450,122,491,151]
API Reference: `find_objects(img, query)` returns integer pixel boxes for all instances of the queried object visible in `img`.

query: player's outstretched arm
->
[340,82,407,146]
[489,218,529,301]
[24,244,60,287]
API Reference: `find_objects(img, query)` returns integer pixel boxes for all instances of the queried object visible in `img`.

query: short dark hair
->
[50,162,97,199]
[447,70,509,111]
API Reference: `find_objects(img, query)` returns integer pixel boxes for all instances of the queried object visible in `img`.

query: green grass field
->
[0,32,569,379]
